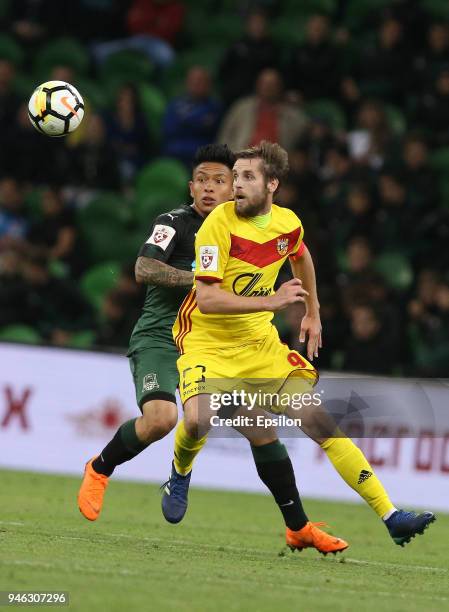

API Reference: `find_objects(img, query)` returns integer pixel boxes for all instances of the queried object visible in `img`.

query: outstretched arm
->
[135,256,194,287]
[196,278,309,314]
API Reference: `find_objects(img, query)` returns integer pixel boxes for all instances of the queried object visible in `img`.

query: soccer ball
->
[28,80,84,137]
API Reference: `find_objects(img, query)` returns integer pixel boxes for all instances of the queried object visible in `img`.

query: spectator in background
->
[92,0,185,71]
[414,67,449,147]
[351,18,409,106]
[0,178,28,248]
[396,134,438,210]
[342,303,396,374]
[27,187,84,278]
[162,66,222,167]
[331,183,376,249]
[0,60,19,131]
[0,248,26,327]
[408,274,449,376]
[19,254,93,343]
[374,172,412,251]
[286,14,343,101]
[95,289,135,349]
[104,83,151,185]
[347,99,393,169]
[3,103,66,185]
[218,9,280,107]
[70,114,121,192]
[296,116,338,175]
[287,146,321,210]
[218,68,307,152]
[339,235,376,286]
[412,22,449,95]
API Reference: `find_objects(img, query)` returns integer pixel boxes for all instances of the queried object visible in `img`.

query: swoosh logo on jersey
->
[61,96,78,117]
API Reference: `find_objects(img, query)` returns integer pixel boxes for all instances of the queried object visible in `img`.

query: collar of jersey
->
[247,210,272,229]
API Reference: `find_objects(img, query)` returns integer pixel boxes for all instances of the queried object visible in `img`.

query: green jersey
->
[128,204,204,354]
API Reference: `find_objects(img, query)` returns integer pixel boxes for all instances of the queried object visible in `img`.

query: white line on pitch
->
[345,557,447,574]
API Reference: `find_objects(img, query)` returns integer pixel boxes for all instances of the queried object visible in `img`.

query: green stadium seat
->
[306,99,346,131]
[284,0,337,16]
[79,221,140,264]
[101,50,153,93]
[430,147,449,173]
[345,0,391,29]
[139,83,166,142]
[67,330,96,349]
[135,191,182,226]
[76,77,108,110]
[374,252,413,291]
[78,193,132,229]
[136,159,189,201]
[0,325,42,344]
[384,104,407,136]
[35,37,90,77]
[424,0,449,20]
[271,18,306,47]
[186,13,242,45]
[80,261,121,309]
[0,34,23,65]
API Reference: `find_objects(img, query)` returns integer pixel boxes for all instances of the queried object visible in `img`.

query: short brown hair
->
[235,140,289,181]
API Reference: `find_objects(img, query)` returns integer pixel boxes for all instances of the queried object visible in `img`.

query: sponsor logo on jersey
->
[142,373,159,392]
[199,245,218,271]
[276,237,289,256]
[146,224,176,250]
[232,272,272,296]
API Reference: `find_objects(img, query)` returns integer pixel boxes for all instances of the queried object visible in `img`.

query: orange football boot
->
[78,457,109,521]
[286,522,349,555]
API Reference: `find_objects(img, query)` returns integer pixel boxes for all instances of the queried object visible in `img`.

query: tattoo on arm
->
[135,256,194,287]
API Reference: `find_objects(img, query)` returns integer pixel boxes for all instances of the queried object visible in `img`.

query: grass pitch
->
[0,470,447,612]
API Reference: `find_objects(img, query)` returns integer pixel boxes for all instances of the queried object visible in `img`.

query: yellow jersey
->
[173,200,305,354]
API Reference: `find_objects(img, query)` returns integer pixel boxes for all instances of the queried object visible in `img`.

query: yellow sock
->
[173,419,208,475]
[320,437,395,517]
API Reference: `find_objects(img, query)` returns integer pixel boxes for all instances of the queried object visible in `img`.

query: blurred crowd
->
[0,0,448,376]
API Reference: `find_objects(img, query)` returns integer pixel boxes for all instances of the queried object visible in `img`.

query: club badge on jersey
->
[146,225,176,250]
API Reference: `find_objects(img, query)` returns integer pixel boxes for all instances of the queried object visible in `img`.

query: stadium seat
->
[284,0,337,16]
[425,0,449,19]
[34,37,90,77]
[430,147,449,173]
[0,325,42,344]
[0,34,23,65]
[76,77,108,110]
[186,13,242,45]
[345,0,391,29]
[271,18,306,48]
[384,104,407,136]
[136,159,189,201]
[374,252,413,291]
[67,330,96,349]
[101,50,153,93]
[80,262,121,309]
[78,193,132,229]
[135,191,182,226]
[306,99,346,131]
[139,83,166,142]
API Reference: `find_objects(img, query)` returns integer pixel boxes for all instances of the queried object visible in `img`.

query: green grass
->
[0,470,448,612]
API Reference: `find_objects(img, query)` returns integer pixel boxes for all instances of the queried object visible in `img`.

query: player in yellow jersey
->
[163,141,435,548]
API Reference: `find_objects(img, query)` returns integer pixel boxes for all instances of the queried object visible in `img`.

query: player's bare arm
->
[135,256,194,287]
[196,277,308,314]
[290,245,322,360]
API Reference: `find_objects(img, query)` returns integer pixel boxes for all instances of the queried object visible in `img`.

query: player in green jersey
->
[77,144,347,555]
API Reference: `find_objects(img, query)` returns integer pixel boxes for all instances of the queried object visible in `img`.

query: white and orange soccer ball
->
[28,80,84,137]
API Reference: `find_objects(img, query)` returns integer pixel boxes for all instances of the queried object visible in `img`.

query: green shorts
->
[128,344,179,411]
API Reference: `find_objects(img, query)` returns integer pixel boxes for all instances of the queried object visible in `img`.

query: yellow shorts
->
[177,324,318,409]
